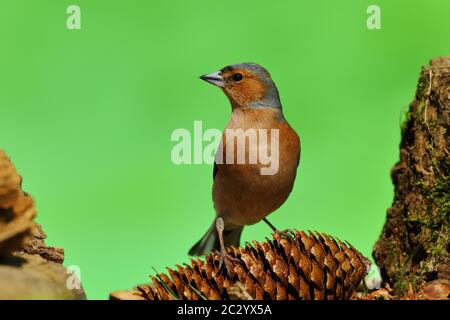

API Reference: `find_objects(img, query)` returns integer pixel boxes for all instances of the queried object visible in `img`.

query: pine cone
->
[0,150,36,257]
[112,230,370,300]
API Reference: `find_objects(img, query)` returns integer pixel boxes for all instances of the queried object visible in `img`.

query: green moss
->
[385,63,449,297]
[393,265,421,296]
[393,278,408,296]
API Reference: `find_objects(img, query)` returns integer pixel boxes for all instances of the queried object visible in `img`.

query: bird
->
[189,62,300,272]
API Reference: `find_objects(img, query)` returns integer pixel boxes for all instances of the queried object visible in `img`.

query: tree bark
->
[0,149,85,299]
[373,56,450,296]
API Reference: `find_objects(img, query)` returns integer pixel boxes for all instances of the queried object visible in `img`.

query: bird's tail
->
[188,223,243,256]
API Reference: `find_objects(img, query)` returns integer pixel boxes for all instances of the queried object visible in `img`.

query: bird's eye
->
[232,73,243,82]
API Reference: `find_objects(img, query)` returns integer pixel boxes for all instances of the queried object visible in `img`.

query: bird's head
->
[200,62,282,110]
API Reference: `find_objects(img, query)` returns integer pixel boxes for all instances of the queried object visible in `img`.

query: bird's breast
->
[213,107,300,226]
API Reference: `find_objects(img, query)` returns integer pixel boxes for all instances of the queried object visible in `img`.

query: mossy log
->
[373,56,450,296]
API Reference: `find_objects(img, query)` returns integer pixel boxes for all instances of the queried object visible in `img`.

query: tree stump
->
[373,56,450,296]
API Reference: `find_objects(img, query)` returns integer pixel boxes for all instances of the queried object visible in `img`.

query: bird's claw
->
[273,228,294,240]
[215,249,240,277]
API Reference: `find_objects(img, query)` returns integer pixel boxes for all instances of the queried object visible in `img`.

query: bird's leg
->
[215,217,240,277]
[263,218,292,239]
[263,218,278,233]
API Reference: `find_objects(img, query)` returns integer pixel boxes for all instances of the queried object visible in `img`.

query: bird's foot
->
[262,218,293,240]
[215,249,240,277]
[272,228,294,240]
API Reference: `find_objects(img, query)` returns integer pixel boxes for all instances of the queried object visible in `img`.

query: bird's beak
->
[200,71,225,87]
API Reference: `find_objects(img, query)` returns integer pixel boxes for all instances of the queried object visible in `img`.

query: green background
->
[1,0,449,299]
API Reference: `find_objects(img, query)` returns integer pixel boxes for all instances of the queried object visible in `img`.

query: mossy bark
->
[373,56,450,296]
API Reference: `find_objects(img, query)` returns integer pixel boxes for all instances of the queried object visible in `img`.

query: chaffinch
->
[189,63,300,272]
